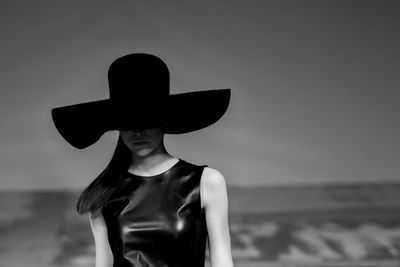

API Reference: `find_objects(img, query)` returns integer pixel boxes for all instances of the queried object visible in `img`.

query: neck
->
[129,143,175,175]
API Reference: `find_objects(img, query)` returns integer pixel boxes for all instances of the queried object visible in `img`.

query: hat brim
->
[51,89,231,149]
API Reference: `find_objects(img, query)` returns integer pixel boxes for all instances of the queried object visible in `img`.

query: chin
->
[136,148,154,157]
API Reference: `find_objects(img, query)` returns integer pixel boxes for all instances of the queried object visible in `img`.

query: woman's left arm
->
[201,167,235,267]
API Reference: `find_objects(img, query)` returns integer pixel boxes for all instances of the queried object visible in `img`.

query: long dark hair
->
[76,134,132,219]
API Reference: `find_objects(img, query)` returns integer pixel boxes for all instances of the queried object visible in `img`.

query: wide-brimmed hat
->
[51,53,231,149]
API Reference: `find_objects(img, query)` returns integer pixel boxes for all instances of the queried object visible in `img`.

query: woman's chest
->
[102,177,203,242]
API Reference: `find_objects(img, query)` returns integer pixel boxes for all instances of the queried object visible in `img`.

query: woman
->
[51,53,234,267]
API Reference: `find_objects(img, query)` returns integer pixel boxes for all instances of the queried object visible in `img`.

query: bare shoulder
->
[200,167,228,209]
[201,167,226,188]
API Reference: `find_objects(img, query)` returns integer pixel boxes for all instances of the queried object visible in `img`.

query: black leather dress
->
[102,159,208,267]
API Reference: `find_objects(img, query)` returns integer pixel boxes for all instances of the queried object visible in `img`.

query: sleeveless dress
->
[102,158,209,267]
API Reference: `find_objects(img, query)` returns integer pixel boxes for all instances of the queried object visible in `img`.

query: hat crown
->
[108,53,170,100]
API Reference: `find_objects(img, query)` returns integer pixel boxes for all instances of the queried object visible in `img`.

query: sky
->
[0,0,399,190]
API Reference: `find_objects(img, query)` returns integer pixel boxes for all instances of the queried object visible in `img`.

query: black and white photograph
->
[0,1,399,267]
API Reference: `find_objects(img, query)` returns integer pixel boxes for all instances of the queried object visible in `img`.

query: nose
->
[131,127,146,136]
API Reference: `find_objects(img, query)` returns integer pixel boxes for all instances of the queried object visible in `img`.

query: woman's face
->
[119,126,165,157]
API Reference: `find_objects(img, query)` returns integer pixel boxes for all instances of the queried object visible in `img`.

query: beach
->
[1,183,399,267]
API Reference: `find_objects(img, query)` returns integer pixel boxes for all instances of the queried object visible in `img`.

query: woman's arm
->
[88,211,114,267]
[201,167,235,267]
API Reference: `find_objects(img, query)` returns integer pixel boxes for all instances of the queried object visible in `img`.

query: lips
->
[131,139,148,144]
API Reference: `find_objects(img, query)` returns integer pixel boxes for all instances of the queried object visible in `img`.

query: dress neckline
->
[126,158,181,178]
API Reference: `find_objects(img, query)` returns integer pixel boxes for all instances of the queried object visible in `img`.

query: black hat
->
[51,53,231,149]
